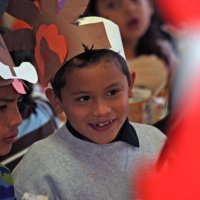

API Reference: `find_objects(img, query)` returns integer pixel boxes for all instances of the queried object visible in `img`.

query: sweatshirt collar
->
[66,118,139,147]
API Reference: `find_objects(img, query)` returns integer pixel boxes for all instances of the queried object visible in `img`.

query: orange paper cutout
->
[35,24,67,85]
[13,19,32,30]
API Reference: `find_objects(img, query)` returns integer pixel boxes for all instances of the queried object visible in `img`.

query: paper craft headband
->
[0,34,38,94]
[5,0,126,86]
[1,0,36,52]
[34,0,126,86]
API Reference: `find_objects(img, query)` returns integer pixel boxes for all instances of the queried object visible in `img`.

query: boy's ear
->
[45,88,63,114]
[128,70,135,98]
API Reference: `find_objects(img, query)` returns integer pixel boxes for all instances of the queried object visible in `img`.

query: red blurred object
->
[139,73,200,200]
[156,0,200,27]
[138,2,200,198]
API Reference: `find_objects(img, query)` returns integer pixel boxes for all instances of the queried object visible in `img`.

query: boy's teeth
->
[99,123,105,127]
[93,120,113,127]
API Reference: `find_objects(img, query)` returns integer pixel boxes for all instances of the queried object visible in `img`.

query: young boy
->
[0,34,38,199]
[0,80,22,200]
[12,1,165,198]
[13,48,165,199]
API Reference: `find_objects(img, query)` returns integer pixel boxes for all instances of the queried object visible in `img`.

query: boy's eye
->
[107,89,119,96]
[77,96,91,102]
[0,104,7,112]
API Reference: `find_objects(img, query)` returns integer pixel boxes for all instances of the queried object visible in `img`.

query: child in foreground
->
[13,48,166,200]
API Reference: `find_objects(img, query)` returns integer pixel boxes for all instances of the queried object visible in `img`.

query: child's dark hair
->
[51,48,131,100]
[83,0,175,65]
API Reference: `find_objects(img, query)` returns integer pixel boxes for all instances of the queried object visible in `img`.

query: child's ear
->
[45,88,63,114]
[128,70,135,98]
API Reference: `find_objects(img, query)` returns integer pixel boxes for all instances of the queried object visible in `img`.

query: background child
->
[0,34,38,200]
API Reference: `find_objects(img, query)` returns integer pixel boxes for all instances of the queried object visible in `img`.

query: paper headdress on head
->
[6,0,125,86]
[77,16,126,59]
[128,55,168,96]
[0,34,38,94]
[1,0,37,52]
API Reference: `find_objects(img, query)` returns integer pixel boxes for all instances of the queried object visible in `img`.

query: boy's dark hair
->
[51,48,131,100]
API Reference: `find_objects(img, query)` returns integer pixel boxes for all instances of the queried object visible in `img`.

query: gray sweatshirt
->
[13,122,166,200]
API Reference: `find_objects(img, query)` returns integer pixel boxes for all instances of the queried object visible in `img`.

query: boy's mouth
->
[3,133,18,144]
[89,119,115,131]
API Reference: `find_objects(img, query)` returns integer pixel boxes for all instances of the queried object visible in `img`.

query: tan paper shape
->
[78,17,126,59]
[0,34,15,67]
[0,0,37,54]
[3,29,34,51]
[6,0,39,26]
[0,34,38,93]
[128,55,169,96]
[129,86,152,104]
[33,0,111,86]
[65,23,111,61]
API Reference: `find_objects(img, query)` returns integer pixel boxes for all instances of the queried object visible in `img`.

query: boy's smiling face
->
[0,84,23,155]
[58,59,133,144]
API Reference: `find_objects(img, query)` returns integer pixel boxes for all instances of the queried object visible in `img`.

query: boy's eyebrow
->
[70,83,122,95]
[0,95,22,102]
[70,90,90,95]
[105,82,121,89]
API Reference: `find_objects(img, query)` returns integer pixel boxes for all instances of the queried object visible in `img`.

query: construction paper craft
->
[58,0,65,11]
[0,0,38,55]
[32,0,117,86]
[12,79,26,94]
[6,0,39,26]
[2,29,34,51]
[0,62,38,84]
[35,24,67,85]
[128,55,168,96]
[78,17,126,59]
[5,0,125,87]
[129,86,152,104]
[0,34,38,94]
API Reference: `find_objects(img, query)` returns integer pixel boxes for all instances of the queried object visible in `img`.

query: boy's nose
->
[92,101,111,117]
[9,107,23,128]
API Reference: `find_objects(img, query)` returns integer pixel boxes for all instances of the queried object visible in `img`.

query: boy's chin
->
[0,144,12,156]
